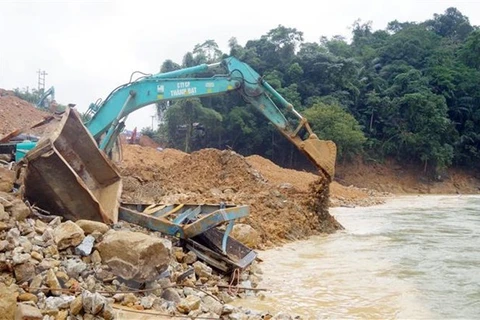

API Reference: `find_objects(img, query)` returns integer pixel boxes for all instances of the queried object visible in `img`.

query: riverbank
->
[336,159,480,195]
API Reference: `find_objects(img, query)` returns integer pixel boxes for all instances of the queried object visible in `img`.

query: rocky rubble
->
[0,188,293,320]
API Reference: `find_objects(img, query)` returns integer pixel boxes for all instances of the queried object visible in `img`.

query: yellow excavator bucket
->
[301,135,337,180]
[21,108,122,224]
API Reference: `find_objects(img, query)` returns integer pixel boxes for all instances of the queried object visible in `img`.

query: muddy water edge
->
[234,195,480,319]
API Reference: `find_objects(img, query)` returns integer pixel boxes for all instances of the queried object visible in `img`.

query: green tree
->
[303,103,366,160]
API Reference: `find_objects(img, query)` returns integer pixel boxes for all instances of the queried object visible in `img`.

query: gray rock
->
[15,303,43,320]
[97,230,170,282]
[75,235,95,256]
[222,304,236,315]
[193,261,212,278]
[30,274,43,293]
[54,221,85,250]
[218,291,234,303]
[82,290,107,315]
[112,294,124,302]
[140,295,156,309]
[240,280,254,297]
[45,295,74,310]
[162,288,182,303]
[48,216,62,228]
[41,229,55,244]
[9,199,30,221]
[202,295,223,315]
[63,259,87,278]
[75,220,110,235]
[183,251,197,264]
[7,228,20,246]
[37,259,57,272]
[12,252,30,265]
[19,237,32,253]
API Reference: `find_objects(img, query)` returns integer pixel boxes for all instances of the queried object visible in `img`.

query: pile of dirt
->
[245,154,385,206]
[120,146,187,181]
[0,89,50,136]
[138,134,160,148]
[120,145,346,247]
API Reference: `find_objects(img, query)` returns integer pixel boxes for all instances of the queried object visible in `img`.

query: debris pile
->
[0,89,50,136]
[0,191,281,319]
[121,148,344,247]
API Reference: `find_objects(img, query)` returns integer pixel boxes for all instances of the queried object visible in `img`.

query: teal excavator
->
[1,57,337,272]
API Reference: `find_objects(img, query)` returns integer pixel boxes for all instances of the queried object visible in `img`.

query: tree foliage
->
[303,103,366,160]
[151,8,479,174]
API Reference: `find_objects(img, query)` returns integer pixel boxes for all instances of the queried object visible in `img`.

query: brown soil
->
[138,135,160,148]
[120,146,343,247]
[245,154,383,207]
[336,158,480,195]
[0,89,51,137]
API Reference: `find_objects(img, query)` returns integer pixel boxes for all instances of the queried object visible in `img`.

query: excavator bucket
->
[21,108,122,223]
[301,136,337,180]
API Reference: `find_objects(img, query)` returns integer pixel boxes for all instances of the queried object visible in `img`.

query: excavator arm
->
[12,56,336,225]
[85,57,336,179]
[11,57,336,271]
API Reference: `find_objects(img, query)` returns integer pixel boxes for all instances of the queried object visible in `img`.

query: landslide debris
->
[0,189,270,319]
[120,147,345,247]
[0,89,50,136]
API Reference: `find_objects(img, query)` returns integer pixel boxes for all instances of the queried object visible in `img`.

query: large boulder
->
[54,221,85,250]
[75,220,109,235]
[0,283,17,320]
[97,230,170,282]
[231,224,260,248]
[0,168,15,193]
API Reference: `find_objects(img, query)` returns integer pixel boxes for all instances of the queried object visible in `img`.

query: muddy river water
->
[235,195,480,319]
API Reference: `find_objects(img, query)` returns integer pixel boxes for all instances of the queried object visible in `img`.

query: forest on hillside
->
[146,7,480,175]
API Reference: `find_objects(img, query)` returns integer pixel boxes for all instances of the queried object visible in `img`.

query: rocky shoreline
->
[0,190,291,320]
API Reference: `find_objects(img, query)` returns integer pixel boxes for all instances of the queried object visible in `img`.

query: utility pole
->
[37,69,47,92]
[151,115,155,130]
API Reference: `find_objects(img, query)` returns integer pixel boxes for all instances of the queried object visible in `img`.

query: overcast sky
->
[0,0,478,130]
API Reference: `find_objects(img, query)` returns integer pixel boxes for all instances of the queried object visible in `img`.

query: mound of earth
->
[0,89,50,136]
[120,146,357,247]
[245,154,385,206]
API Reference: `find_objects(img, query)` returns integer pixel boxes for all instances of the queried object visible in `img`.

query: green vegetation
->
[156,7,478,175]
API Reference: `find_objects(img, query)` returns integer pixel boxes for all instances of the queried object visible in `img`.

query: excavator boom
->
[15,57,337,220]
[84,57,336,178]
[11,56,336,273]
